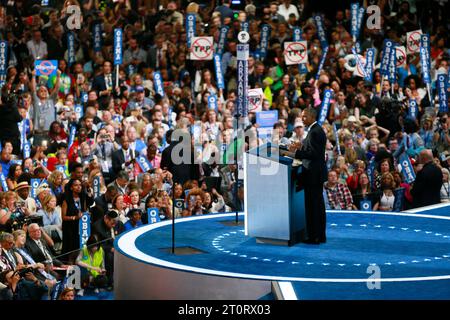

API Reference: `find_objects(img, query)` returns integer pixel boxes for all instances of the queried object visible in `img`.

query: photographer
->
[0,267,48,300]
[433,113,450,154]
[0,85,22,155]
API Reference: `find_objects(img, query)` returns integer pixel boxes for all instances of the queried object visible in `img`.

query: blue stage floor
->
[117,207,450,299]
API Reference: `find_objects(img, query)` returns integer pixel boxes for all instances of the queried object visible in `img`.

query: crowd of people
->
[0,0,449,299]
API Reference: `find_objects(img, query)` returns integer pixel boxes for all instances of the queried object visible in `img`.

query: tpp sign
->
[283,41,308,65]
[190,37,214,60]
[406,30,422,54]
[35,60,58,77]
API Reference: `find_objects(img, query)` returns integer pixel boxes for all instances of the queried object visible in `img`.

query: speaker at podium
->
[244,143,306,246]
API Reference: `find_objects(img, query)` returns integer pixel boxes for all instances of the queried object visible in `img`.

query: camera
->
[15,267,34,278]
[101,134,110,140]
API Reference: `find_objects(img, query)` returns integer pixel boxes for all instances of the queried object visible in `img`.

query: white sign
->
[190,37,214,60]
[396,46,406,67]
[248,88,264,113]
[283,41,308,65]
[238,31,250,44]
[406,30,422,54]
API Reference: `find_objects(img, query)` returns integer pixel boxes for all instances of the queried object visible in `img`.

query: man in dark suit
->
[90,185,118,223]
[91,60,119,110]
[410,149,443,208]
[111,136,139,180]
[160,129,200,185]
[25,224,64,267]
[289,107,328,244]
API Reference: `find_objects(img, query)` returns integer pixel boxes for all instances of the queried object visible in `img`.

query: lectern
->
[244,143,306,246]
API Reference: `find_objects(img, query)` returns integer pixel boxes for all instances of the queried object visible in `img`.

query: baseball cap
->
[294,121,304,129]
[135,85,145,92]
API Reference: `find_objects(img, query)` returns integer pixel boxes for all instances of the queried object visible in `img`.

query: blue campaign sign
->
[137,155,153,173]
[81,92,88,104]
[333,123,341,155]
[93,176,101,198]
[147,208,161,224]
[315,46,329,80]
[191,124,202,144]
[367,158,376,188]
[364,48,376,81]
[174,199,185,212]
[360,200,372,211]
[292,27,308,74]
[30,178,40,198]
[213,55,225,89]
[56,165,67,178]
[314,15,328,49]
[186,13,196,48]
[23,141,31,159]
[74,104,83,120]
[388,44,397,83]
[41,0,49,5]
[357,7,365,38]
[67,32,76,66]
[208,94,218,111]
[380,39,394,76]
[256,110,278,128]
[241,21,249,33]
[113,28,123,65]
[153,71,165,96]
[259,24,271,59]
[437,74,448,113]
[0,173,8,191]
[35,60,58,77]
[408,99,418,120]
[217,26,229,56]
[350,3,359,39]
[420,34,431,84]
[68,125,77,148]
[0,41,9,83]
[79,212,91,248]
[93,23,102,53]
[399,152,416,184]
[318,90,333,125]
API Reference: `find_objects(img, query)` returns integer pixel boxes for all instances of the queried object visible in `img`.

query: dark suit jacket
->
[294,122,327,186]
[90,194,109,223]
[111,148,139,179]
[160,141,199,184]
[24,238,62,267]
[91,73,118,108]
[410,162,443,208]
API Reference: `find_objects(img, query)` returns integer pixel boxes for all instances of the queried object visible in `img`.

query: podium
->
[244,143,306,246]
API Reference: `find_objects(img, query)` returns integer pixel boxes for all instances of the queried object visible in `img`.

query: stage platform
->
[115,203,450,300]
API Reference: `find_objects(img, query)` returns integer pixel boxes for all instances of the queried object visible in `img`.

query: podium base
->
[255,230,306,247]
[219,220,245,227]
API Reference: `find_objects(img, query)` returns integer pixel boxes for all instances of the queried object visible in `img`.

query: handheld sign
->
[437,74,448,113]
[399,153,416,184]
[350,3,359,41]
[35,60,58,77]
[360,200,372,211]
[147,208,161,224]
[79,212,91,249]
[74,104,83,120]
[406,30,422,54]
[318,90,333,125]
[30,179,40,198]
[256,110,278,128]
[284,41,308,65]
[186,13,196,49]
[68,125,77,148]
[0,173,8,191]
[23,141,31,159]
[248,88,264,113]
[213,54,225,90]
[93,176,101,198]
[315,46,329,80]
[137,155,153,173]
[93,23,102,53]
[380,39,394,77]
[314,15,328,49]
[67,32,76,66]
[388,44,397,84]
[56,165,67,178]
[292,27,308,74]
[0,41,8,87]
[420,34,431,85]
[259,24,271,59]
[364,48,376,81]
[408,99,418,120]
[113,28,123,65]
[207,94,218,111]
[216,26,229,56]
[396,46,407,67]
[174,199,184,217]
[153,71,165,97]
[190,37,214,60]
